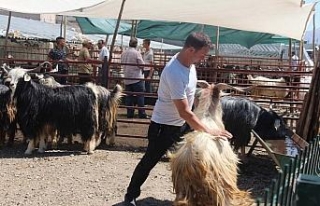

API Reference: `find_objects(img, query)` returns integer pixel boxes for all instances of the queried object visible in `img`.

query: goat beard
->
[6,103,16,123]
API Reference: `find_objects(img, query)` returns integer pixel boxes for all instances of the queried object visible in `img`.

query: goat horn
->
[215,83,254,93]
[40,61,52,67]
[197,80,210,88]
[27,61,53,73]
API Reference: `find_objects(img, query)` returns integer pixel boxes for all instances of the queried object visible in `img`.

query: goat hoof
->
[24,150,33,155]
[38,149,45,153]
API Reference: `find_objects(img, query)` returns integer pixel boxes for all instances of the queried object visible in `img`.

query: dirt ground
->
[0,110,278,206]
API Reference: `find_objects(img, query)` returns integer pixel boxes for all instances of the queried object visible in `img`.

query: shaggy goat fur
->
[5,67,122,154]
[37,75,122,147]
[221,96,293,156]
[0,85,16,147]
[170,83,253,206]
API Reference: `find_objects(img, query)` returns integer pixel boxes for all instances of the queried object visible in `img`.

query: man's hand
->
[208,128,233,140]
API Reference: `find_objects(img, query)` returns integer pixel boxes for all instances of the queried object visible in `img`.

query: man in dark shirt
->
[48,36,70,84]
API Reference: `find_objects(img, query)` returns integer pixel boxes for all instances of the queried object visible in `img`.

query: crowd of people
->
[47,36,156,119]
[47,36,110,85]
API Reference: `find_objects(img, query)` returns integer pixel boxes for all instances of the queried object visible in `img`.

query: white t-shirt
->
[143,49,154,71]
[291,55,299,71]
[151,54,197,126]
[98,46,109,62]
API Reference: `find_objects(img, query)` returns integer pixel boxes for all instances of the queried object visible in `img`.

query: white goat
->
[170,81,253,206]
[247,74,289,98]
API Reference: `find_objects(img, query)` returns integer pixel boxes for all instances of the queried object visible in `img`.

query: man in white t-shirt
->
[142,39,154,93]
[97,40,109,62]
[124,32,233,206]
[97,39,110,84]
[291,51,299,72]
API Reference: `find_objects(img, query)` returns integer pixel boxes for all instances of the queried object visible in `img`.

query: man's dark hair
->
[184,32,212,50]
[143,39,151,46]
[129,37,138,48]
[56,36,65,42]
[98,39,104,44]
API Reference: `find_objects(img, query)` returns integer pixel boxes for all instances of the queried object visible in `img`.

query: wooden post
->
[296,49,320,141]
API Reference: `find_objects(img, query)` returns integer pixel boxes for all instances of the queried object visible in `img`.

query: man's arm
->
[173,98,232,138]
[147,59,154,78]
[137,53,145,69]
[146,52,154,78]
[47,49,54,61]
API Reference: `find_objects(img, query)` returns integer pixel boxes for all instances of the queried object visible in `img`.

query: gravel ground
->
[0,108,278,206]
[0,134,278,206]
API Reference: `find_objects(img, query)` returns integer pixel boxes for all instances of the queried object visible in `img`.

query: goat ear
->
[35,73,44,79]
[1,63,11,74]
[23,73,31,82]
[220,92,231,97]
[197,80,210,88]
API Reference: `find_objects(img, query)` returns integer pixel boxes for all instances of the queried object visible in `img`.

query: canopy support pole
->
[312,9,316,63]
[133,20,138,37]
[289,39,292,67]
[3,11,12,60]
[103,0,127,88]
[130,20,138,38]
[63,16,67,39]
[299,40,304,66]
[105,34,109,46]
[60,15,63,37]
[215,26,220,56]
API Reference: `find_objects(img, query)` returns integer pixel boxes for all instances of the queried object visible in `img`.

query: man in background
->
[121,37,149,119]
[291,51,299,72]
[142,39,154,93]
[77,40,95,84]
[142,39,154,105]
[97,39,110,84]
[48,36,71,84]
[290,51,300,98]
[97,39,109,63]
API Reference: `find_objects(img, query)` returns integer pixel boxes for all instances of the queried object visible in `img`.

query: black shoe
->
[124,198,137,206]
[127,115,134,118]
[138,114,150,119]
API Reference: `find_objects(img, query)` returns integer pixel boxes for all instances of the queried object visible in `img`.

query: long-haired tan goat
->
[170,81,253,206]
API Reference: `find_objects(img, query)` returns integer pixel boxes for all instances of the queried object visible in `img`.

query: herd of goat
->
[0,62,123,154]
[0,62,296,205]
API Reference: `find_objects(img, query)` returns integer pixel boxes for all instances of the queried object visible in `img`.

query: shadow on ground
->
[112,197,172,206]
[238,153,278,198]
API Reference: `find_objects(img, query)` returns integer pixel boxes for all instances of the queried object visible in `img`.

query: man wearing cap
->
[78,40,95,84]
[121,37,149,119]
